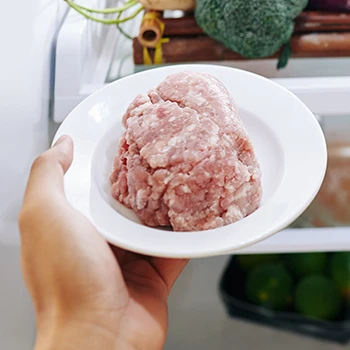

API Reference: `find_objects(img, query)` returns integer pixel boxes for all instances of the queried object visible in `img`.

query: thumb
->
[23,135,74,204]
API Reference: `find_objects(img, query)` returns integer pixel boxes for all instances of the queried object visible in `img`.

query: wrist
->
[34,308,163,350]
[35,317,120,350]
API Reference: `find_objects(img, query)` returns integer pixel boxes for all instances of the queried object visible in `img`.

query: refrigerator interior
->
[1,1,350,349]
[58,10,350,349]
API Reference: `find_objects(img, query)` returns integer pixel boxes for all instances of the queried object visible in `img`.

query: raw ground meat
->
[110,71,262,232]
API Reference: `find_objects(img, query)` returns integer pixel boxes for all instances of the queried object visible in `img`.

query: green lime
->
[236,254,281,272]
[245,263,293,311]
[330,252,350,301]
[295,275,342,321]
[284,253,327,278]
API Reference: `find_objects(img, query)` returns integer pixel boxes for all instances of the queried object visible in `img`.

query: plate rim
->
[53,64,327,258]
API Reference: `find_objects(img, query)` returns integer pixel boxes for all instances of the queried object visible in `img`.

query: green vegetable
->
[277,42,292,69]
[195,0,308,69]
[65,0,144,40]
[330,252,350,301]
[246,263,293,311]
[283,252,327,278]
[236,254,281,272]
[295,275,342,320]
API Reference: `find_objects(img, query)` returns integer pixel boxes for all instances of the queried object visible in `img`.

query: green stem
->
[116,9,134,40]
[65,0,137,14]
[115,5,144,24]
[66,1,144,25]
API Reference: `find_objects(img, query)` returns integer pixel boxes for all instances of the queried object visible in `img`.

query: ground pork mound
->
[110,71,262,232]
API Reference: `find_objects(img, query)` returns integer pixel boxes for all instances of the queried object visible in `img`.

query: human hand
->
[19,136,188,350]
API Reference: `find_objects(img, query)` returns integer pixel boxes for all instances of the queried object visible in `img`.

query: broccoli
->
[195,0,308,68]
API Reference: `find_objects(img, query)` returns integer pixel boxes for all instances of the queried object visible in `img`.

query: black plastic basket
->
[219,256,350,344]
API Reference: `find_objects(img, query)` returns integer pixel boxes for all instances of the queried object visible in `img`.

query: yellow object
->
[141,12,170,65]
[143,11,165,34]
[143,38,170,64]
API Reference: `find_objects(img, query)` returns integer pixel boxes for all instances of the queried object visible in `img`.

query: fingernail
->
[54,135,70,147]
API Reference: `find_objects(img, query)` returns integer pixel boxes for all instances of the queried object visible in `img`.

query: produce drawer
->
[219,256,350,344]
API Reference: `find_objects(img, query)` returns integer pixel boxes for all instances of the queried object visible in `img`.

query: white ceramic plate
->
[53,64,327,258]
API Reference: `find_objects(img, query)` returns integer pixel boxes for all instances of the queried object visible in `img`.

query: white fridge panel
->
[0,2,68,245]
